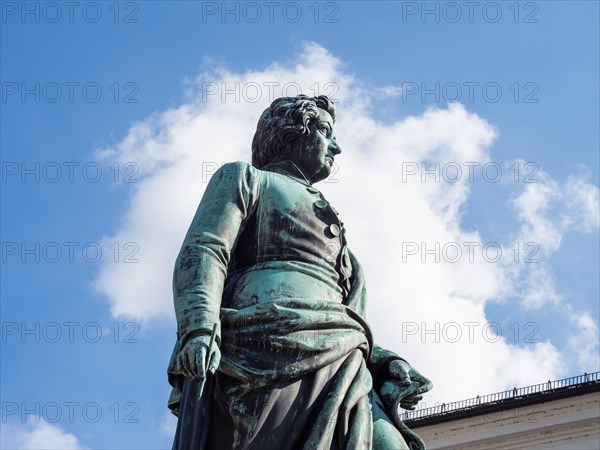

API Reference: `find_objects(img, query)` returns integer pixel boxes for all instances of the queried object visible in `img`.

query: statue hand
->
[176,334,221,381]
[380,360,432,411]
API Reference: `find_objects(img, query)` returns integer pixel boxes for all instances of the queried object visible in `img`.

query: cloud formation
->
[0,421,88,450]
[94,42,599,404]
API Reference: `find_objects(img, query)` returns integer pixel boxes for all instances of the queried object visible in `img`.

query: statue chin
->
[311,166,332,184]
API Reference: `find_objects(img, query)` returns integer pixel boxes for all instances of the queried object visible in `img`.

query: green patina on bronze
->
[167,95,433,449]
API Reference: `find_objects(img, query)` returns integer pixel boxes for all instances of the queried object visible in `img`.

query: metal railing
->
[399,371,600,422]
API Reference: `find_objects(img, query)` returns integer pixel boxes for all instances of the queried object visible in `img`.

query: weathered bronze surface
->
[167,95,433,449]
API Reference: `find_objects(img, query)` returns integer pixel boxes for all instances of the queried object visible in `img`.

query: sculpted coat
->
[167,160,427,449]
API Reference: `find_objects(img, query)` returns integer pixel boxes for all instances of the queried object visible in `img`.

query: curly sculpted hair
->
[251,95,336,169]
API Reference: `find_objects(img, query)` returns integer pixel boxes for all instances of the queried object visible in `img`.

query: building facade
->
[403,372,600,449]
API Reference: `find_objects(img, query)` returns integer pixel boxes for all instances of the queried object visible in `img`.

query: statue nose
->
[330,140,342,155]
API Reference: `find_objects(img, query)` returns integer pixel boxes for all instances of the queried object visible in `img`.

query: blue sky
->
[1,1,598,448]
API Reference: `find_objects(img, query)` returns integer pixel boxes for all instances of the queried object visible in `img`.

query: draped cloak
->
[167,161,426,450]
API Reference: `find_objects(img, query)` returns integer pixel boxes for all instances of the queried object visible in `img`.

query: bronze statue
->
[167,95,433,449]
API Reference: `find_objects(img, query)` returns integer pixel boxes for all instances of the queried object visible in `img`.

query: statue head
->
[252,95,341,184]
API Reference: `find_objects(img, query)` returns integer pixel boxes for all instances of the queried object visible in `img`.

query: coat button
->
[314,200,328,209]
[306,187,320,194]
[328,223,341,237]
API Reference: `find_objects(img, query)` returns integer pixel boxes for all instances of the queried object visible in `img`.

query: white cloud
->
[94,42,598,405]
[563,168,600,234]
[512,167,563,253]
[0,420,88,450]
[507,163,599,310]
[159,411,177,438]
[518,265,562,309]
[374,85,403,98]
[566,309,600,370]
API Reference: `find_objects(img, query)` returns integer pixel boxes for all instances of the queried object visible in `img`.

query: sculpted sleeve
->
[173,161,260,348]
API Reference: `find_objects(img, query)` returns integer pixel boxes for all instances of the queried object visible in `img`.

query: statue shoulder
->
[211,161,261,185]
[203,162,261,211]
[219,160,253,172]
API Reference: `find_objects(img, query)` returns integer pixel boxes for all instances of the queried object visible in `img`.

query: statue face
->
[287,108,341,184]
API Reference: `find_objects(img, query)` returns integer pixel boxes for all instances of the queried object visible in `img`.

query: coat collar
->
[261,160,312,186]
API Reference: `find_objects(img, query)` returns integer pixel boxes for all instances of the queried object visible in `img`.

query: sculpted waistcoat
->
[172,160,352,353]
[225,160,353,307]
